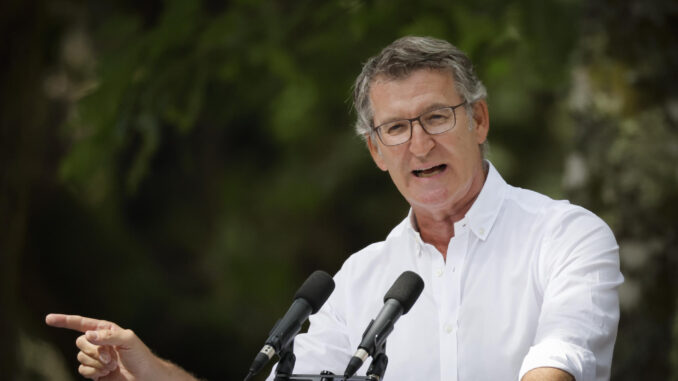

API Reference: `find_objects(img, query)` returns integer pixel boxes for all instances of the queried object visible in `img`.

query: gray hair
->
[353,36,488,146]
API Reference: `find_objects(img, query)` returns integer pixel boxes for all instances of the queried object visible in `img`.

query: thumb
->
[86,327,139,348]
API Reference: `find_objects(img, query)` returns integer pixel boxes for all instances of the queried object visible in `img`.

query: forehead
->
[369,69,461,121]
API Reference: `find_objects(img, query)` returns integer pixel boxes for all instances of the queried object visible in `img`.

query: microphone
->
[245,270,335,379]
[344,271,424,379]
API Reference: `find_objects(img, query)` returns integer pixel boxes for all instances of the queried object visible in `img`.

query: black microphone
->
[245,270,335,380]
[344,271,424,378]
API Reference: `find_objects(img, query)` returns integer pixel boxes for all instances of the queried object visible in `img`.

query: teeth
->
[413,164,446,177]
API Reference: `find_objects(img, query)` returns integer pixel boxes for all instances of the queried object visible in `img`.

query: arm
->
[45,313,199,381]
[519,207,623,381]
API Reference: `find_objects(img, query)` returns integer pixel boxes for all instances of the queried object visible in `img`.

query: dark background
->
[1,0,677,380]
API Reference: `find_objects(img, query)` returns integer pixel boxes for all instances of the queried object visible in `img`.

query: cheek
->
[454,131,481,156]
[383,148,409,170]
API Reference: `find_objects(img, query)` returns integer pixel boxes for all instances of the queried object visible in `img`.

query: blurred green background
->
[1,0,677,380]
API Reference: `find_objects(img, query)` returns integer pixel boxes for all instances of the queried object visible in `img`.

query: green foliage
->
[563,1,678,378]
[6,0,676,380]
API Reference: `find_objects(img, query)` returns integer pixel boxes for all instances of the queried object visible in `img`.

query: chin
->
[408,193,455,209]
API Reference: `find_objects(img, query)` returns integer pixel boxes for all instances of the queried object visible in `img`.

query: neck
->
[413,161,488,260]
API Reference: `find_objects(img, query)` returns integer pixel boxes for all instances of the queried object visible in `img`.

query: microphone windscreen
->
[293,270,335,313]
[383,271,424,314]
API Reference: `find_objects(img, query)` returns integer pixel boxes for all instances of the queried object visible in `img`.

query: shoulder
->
[503,185,613,239]
[338,220,410,280]
[333,215,418,296]
[325,215,417,324]
[508,186,619,273]
[342,215,411,264]
[503,185,568,217]
[500,185,621,295]
[500,185,618,272]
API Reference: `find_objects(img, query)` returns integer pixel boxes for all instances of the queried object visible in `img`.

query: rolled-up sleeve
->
[519,206,624,381]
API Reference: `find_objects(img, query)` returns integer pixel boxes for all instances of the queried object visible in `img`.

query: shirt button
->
[479,227,485,235]
[444,324,454,334]
[435,268,444,277]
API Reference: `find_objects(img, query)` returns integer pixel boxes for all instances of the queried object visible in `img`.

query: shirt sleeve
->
[519,206,624,381]
[266,269,353,380]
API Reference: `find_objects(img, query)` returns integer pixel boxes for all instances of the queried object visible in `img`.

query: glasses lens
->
[374,105,460,146]
[421,108,455,134]
[378,121,410,145]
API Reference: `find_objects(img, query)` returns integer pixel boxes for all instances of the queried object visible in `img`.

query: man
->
[46,36,623,381]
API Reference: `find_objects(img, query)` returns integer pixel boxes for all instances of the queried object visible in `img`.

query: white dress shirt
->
[269,161,623,381]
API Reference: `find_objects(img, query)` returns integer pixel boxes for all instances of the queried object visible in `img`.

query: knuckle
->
[123,328,135,340]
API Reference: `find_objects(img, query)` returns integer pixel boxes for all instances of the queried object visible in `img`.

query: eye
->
[423,111,451,125]
[383,122,408,135]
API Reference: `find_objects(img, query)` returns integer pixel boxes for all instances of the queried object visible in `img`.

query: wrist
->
[154,358,200,381]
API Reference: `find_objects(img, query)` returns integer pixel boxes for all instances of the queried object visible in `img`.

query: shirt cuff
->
[518,339,596,381]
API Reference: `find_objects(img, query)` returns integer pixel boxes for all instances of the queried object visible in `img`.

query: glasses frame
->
[371,101,468,146]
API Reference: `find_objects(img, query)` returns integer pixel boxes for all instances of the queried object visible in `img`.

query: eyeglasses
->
[372,101,468,146]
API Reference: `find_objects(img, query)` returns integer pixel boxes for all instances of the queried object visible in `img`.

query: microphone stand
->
[365,341,388,381]
[274,340,297,381]
[272,340,389,381]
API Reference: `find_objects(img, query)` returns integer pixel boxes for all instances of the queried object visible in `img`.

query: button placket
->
[439,223,470,381]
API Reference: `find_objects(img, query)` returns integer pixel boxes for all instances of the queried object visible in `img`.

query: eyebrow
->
[375,102,454,126]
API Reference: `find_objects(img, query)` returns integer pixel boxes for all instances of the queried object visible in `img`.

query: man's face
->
[367,69,489,214]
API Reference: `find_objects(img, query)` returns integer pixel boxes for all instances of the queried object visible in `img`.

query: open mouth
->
[413,164,447,178]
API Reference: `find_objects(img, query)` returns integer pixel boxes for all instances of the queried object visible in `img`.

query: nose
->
[408,120,435,157]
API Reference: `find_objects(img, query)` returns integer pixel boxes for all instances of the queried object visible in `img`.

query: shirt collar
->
[463,160,506,241]
[404,160,507,242]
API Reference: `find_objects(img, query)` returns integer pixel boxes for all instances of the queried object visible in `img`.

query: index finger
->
[46,314,117,333]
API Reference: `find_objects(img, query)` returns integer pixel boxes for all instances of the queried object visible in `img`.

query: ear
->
[472,100,490,144]
[367,135,388,171]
